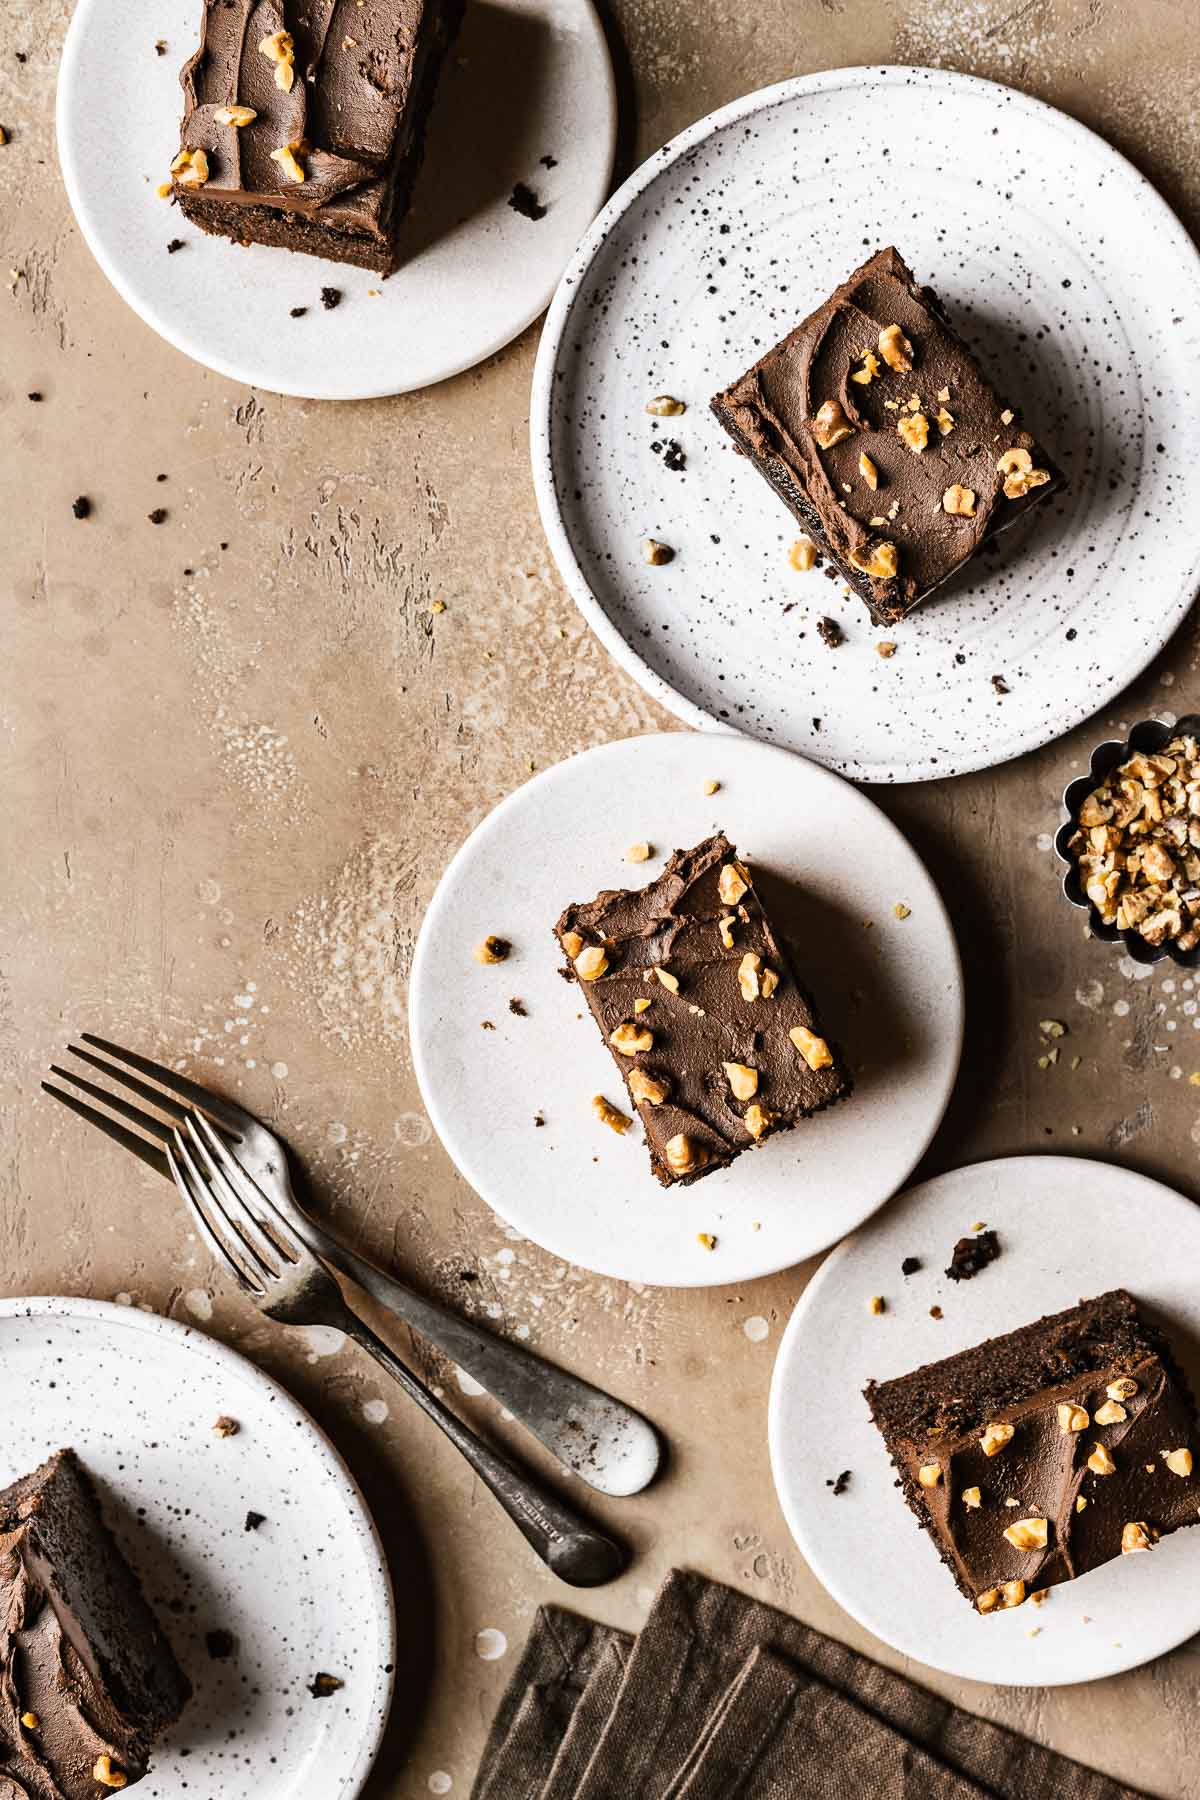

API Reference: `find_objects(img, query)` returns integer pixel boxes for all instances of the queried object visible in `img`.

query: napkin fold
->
[472,1569,1145,1799]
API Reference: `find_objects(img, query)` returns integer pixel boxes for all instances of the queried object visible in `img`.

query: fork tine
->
[172,1124,282,1286]
[182,1116,297,1273]
[166,1141,262,1296]
[49,1063,175,1145]
[66,1045,192,1127]
[189,1112,305,1259]
[79,1033,248,1134]
[42,1082,171,1180]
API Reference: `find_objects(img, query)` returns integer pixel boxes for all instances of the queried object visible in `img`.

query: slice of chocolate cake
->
[0,1449,191,1795]
[555,833,851,1186]
[865,1291,1200,1613]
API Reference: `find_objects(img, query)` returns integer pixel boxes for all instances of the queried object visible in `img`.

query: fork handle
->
[298,1216,662,1499]
[339,1310,629,1587]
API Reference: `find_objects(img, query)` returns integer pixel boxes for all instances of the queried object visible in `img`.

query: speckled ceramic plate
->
[0,1296,394,1797]
[531,66,1200,783]
[56,0,616,398]
[409,731,963,1287]
[769,1157,1200,1686]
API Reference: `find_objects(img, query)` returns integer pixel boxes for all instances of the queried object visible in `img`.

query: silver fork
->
[44,1037,655,1586]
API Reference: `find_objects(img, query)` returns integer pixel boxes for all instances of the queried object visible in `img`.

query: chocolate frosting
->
[555,833,850,1184]
[0,1531,142,1800]
[912,1353,1200,1598]
[176,0,435,235]
[713,247,1061,621]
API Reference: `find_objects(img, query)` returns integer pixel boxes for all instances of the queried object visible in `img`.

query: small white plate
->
[409,732,963,1287]
[56,0,616,398]
[768,1157,1200,1686]
[0,1296,394,1797]
[531,67,1200,782]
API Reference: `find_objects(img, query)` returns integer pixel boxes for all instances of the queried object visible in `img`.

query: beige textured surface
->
[3,0,1200,1794]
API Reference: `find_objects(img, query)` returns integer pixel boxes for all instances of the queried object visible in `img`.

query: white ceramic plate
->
[531,67,1200,783]
[768,1156,1200,1686]
[0,1296,394,1797]
[409,732,963,1287]
[57,0,616,398]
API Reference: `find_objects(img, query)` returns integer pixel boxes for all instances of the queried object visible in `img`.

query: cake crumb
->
[703,779,720,795]
[946,1229,1000,1281]
[212,1415,239,1438]
[508,181,547,221]
[308,1672,344,1699]
[827,1469,851,1495]
[320,287,342,310]
[244,1510,266,1531]
[893,902,911,920]
[508,997,527,1016]
[900,1256,921,1276]
[868,1294,885,1315]
[817,616,844,648]
[696,1232,717,1251]
[930,1305,943,1320]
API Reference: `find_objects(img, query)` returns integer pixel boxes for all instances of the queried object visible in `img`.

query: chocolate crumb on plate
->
[211,1414,239,1438]
[992,674,1011,695]
[827,1470,851,1495]
[539,153,557,168]
[900,1255,921,1276]
[205,1629,236,1660]
[508,997,527,1016]
[946,1227,1000,1282]
[816,617,843,648]
[166,238,184,253]
[290,306,308,318]
[148,508,167,525]
[244,1511,266,1531]
[508,181,547,221]
[321,287,342,311]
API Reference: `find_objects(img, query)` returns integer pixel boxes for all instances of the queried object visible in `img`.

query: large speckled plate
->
[409,731,963,1287]
[531,67,1200,783]
[770,1158,1200,1685]
[0,1297,394,1798]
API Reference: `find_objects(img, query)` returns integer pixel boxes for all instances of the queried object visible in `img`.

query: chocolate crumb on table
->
[711,247,1063,627]
[148,508,168,525]
[946,1227,1000,1282]
[555,832,850,1186]
[71,496,91,519]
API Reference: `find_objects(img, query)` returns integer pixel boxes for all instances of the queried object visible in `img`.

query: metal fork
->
[44,1037,652,1586]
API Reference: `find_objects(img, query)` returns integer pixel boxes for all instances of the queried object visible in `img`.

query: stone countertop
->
[3,0,1200,1795]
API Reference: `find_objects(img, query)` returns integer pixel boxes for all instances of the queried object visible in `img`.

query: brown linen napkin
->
[473,1570,1147,1800]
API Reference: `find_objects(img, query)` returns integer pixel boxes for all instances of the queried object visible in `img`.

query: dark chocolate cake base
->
[866,1290,1200,1611]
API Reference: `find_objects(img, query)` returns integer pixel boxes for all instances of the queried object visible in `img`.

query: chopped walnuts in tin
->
[1067,734,1200,950]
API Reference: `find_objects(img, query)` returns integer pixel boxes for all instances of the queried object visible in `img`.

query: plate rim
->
[766,1153,1200,1686]
[408,729,965,1287]
[55,0,618,399]
[529,63,1200,784]
[0,1293,397,1798]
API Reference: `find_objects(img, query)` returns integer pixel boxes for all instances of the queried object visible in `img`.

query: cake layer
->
[0,1449,191,1798]
[173,0,461,274]
[555,833,851,1186]
[866,1291,1200,1611]
[711,247,1063,626]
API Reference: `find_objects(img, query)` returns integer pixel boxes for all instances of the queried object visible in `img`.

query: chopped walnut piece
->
[575,945,609,981]
[978,1579,1026,1613]
[996,445,1051,499]
[743,1102,777,1141]
[962,1486,982,1510]
[849,540,898,581]
[942,484,976,517]
[1093,1399,1127,1426]
[645,394,685,416]
[812,399,855,448]
[212,1415,239,1438]
[934,407,955,436]
[703,778,720,795]
[1057,1403,1089,1434]
[473,934,510,965]
[1003,1517,1049,1552]
[737,952,763,1001]
[789,1026,833,1070]
[718,914,737,949]
[858,451,879,490]
[592,1094,631,1134]
[258,27,296,88]
[609,1021,654,1055]
[696,1231,717,1251]
[1000,408,1014,424]
[1121,1520,1155,1554]
[722,1061,759,1101]
[626,841,652,863]
[270,140,307,183]
[653,965,679,992]
[665,1133,708,1177]
[918,1462,942,1488]
[789,535,817,572]
[759,966,779,998]
[561,929,584,959]
[1087,1442,1117,1476]
[868,1294,885,1316]
[980,1421,1015,1457]
[877,324,914,372]
[851,351,881,385]
[92,1758,127,1792]
[897,412,929,453]
[628,1067,670,1106]
[876,641,897,659]
[171,146,210,186]
[717,862,750,905]
[1164,1447,1194,1477]
[642,538,674,565]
